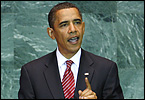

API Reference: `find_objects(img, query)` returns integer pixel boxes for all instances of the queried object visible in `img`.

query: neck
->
[63,53,76,59]
[58,48,81,59]
[61,51,78,59]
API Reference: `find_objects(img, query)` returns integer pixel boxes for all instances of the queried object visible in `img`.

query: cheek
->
[55,32,67,42]
[77,26,84,35]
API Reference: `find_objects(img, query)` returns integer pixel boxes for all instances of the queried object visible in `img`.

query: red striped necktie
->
[62,60,75,99]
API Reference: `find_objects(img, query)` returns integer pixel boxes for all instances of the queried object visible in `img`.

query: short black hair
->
[48,2,82,29]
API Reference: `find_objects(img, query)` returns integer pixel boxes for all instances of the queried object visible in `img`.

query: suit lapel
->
[43,51,64,99]
[43,49,95,99]
[74,49,95,99]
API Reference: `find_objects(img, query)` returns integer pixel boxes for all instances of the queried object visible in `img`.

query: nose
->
[68,22,77,34]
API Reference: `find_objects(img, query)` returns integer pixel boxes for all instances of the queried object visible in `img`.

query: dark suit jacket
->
[18,49,124,99]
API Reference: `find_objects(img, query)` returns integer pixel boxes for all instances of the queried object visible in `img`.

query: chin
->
[69,46,80,53]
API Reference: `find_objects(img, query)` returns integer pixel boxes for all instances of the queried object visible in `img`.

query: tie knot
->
[66,60,73,68]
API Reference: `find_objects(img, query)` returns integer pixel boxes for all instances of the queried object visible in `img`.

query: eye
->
[74,21,81,25]
[59,21,69,28]
[60,23,68,27]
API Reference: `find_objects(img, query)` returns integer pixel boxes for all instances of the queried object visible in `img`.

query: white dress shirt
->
[56,47,81,87]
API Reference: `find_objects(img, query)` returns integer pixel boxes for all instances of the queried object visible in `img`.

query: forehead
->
[55,8,82,22]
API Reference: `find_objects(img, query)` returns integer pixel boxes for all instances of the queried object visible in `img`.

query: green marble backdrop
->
[1,1,144,99]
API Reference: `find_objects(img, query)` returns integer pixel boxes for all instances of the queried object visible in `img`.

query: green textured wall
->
[1,1,144,99]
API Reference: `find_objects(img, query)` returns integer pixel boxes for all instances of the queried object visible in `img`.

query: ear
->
[47,27,55,40]
[82,22,85,35]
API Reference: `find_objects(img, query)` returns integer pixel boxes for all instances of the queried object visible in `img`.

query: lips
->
[68,37,79,44]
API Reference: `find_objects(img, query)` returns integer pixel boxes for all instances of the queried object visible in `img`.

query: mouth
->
[68,37,79,44]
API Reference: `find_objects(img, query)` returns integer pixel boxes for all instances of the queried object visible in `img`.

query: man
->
[18,2,124,99]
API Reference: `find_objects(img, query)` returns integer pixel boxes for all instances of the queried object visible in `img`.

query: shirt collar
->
[56,47,81,67]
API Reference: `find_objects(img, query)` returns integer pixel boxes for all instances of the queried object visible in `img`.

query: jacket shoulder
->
[82,49,116,65]
[22,50,56,69]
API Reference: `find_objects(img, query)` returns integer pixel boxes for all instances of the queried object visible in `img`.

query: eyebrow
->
[59,21,68,26]
[59,19,82,26]
[73,19,81,22]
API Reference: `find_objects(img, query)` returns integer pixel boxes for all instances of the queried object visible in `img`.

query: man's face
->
[52,8,85,58]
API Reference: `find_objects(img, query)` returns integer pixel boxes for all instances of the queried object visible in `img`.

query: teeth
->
[71,37,77,40]
[68,37,78,42]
